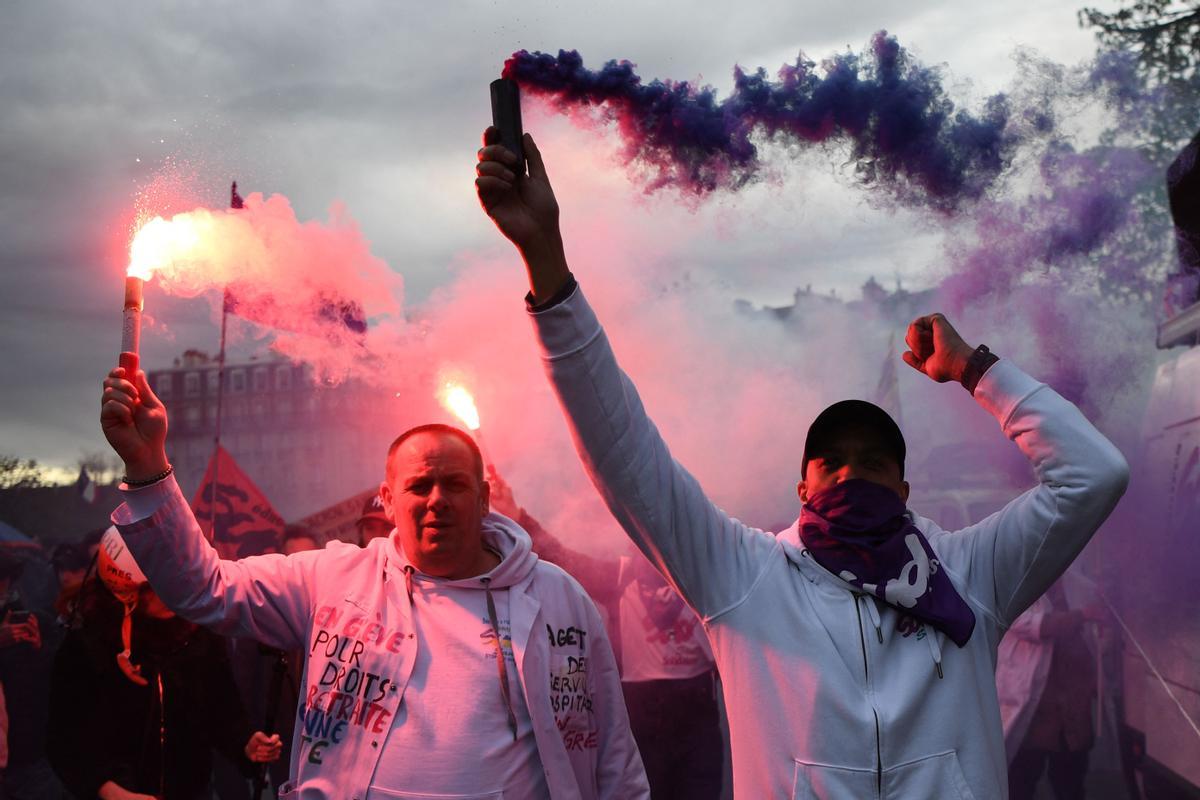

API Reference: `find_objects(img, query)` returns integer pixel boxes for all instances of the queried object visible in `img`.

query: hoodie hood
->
[386,511,539,590]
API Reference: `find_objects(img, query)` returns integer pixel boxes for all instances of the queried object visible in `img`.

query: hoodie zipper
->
[854,596,883,797]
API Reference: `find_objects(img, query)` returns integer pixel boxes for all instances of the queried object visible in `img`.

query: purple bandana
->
[799,479,976,647]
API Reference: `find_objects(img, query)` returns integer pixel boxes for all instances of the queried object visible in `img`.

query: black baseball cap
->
[802,400,906,478]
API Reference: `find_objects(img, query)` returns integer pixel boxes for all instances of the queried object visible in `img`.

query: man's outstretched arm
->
[101,368,316,650]
[476,129,776,619]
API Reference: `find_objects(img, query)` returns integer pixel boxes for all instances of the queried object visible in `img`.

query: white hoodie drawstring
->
[926,628,944,679]
[863,596,883,644]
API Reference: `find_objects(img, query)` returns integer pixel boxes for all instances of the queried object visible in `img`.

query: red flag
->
[191,445,285,559]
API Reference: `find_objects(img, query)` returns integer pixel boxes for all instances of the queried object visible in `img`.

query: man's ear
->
[797,480,808,505]
[899,480,910,505]
[379,481,394,519]
[479,480,491,515]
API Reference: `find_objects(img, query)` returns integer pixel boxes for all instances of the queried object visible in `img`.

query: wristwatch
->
[961,344,999,395]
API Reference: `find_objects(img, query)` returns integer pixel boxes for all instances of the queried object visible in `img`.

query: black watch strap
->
[961,344,999,396]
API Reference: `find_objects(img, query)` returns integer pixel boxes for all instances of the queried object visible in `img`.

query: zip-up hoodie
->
[112,480,649,800]
[530,284,1129,799]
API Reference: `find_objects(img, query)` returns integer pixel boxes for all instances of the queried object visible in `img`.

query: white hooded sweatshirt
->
[113,478,649,800]
[530,285,1129,799]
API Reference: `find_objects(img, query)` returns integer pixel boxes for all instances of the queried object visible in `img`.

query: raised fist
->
[901,313,975,384]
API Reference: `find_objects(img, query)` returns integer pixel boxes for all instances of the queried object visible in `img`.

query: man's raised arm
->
[898,314,1130,627]
[101,367,315,650]
[476,128,776,619]
[938,359,1129,627]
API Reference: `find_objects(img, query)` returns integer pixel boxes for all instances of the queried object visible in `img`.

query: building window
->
[207,370,220,394]
[275,366,292,392]
[276,396,293,416]
[253,367,269,393]
[253,398,268,418]
[155,375,173,398]
[184,373,201,397]
[184,405,202,430]
[230,370,246,393]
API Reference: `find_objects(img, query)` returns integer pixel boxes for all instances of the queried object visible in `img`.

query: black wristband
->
[122,464,174,487]
[525,273,578,312]
[961,345,999,396]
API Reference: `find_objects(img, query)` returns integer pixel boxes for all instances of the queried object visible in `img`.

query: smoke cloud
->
[128,192,405,384]
[504,33,1044,212]
[136,36,1183,568]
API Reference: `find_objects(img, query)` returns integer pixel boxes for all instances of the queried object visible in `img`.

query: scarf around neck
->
[799,479,976,647]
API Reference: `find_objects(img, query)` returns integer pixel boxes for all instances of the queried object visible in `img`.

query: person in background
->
[217,524,324,799]
[48,528,281,800]
[997,570,1110,799]
[488,468,724,799]
[80,527,106,564]
[355,493,392,546]
[280,524,323,556]
[50,541,92,622]
[0,551,25,800]
[0,548,66,799]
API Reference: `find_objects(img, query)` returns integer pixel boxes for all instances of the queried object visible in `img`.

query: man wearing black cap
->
[355,494,392,546]
[476,129,1130,798]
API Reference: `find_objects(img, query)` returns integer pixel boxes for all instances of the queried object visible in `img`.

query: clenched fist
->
[901,313,975,384]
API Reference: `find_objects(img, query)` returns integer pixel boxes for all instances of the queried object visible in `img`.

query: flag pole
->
[207,180,241,539]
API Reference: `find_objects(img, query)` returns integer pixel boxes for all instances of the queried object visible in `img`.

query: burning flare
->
[439,383,481,431]
[127,215,203,280]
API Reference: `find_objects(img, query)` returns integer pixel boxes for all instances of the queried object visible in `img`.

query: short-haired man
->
[476,129,1130,798]
[99,373,648,799]
[355,495,392,547]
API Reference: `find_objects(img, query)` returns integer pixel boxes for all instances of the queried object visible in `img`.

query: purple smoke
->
[504,32,1038,212]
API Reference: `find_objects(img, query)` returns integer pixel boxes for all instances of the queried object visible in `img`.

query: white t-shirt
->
[368,571,549,799]
[617,557,715,683]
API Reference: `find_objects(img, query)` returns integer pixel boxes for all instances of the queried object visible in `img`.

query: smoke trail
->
[129,192,405,383]
[504,32,1043,211]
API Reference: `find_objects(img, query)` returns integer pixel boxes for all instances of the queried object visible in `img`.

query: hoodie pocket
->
[792,759,878,799]
[882,750,977,800]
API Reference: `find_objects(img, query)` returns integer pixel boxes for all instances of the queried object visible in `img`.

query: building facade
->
[149,350,385,521]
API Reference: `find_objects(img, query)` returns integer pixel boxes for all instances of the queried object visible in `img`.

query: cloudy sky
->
[1,1,1112,475]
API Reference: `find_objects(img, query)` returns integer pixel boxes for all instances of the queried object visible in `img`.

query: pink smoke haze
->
[126,192,405,384]
[136,49,1177,562]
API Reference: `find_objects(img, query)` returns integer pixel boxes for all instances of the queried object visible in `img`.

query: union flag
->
[191,445,284,559]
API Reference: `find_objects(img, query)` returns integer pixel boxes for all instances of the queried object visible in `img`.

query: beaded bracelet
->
[122,464,174,487]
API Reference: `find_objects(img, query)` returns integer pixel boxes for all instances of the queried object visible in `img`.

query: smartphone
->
[490,78,526,176]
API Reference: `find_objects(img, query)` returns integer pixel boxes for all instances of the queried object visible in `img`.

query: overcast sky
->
[0,1,1113,474]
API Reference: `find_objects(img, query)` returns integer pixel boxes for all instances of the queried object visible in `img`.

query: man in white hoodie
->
[99,373,649,799]
[475,129,1130,799]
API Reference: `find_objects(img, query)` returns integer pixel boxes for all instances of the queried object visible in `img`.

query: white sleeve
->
[934,360,1129,627]
[530,286,778,620]
[112,475,318,650]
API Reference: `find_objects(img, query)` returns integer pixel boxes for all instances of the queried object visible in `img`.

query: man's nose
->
[835,464,861,482]
[428,484,451,510]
